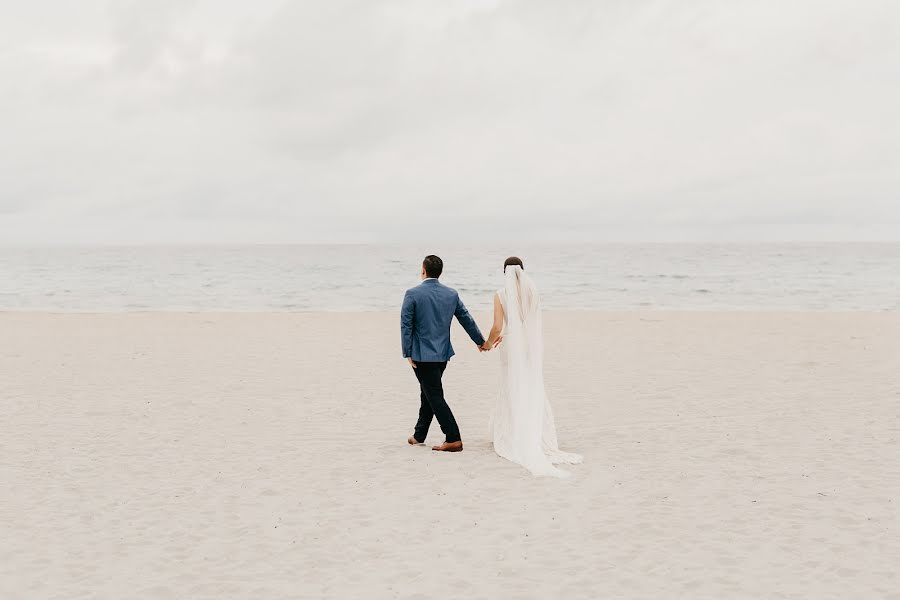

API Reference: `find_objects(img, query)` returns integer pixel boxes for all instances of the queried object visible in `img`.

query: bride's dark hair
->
[503,256,524,272]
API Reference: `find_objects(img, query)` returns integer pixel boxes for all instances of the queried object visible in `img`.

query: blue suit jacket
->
[401,279,485,362]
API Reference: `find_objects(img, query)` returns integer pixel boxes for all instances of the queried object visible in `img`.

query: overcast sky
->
[1,0,898,243]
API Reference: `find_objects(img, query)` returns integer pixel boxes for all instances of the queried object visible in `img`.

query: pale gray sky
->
[1,0,898,243]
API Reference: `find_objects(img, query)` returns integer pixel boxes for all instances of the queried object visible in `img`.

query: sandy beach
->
[1,311,898,599]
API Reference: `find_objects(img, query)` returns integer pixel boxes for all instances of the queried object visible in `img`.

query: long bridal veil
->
[492,265,583,478]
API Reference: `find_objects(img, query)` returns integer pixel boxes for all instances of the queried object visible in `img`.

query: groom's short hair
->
[423,255,443,278]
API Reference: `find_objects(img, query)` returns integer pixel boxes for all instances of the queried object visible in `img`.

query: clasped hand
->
[478,336,503,352]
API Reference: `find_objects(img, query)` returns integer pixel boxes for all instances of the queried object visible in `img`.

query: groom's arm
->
[401,290,415,358]
[454,295,486,347]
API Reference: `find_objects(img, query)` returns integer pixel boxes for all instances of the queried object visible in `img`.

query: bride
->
[482,257,583,478]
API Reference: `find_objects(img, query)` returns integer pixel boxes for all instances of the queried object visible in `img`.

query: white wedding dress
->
[490,266,583,478]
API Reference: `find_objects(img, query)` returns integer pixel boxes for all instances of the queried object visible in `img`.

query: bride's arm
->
[484,293,505,349]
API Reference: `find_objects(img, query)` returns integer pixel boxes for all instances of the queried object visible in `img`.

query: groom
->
[401,255,489,452]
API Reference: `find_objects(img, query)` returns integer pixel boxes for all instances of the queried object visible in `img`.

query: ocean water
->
[0,244,898,312]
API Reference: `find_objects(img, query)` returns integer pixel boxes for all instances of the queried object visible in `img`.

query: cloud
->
[0,0,898,243]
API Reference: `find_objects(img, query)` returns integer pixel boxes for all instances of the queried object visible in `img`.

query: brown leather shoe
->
[431,441,463,452]
[408,436,424,445]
